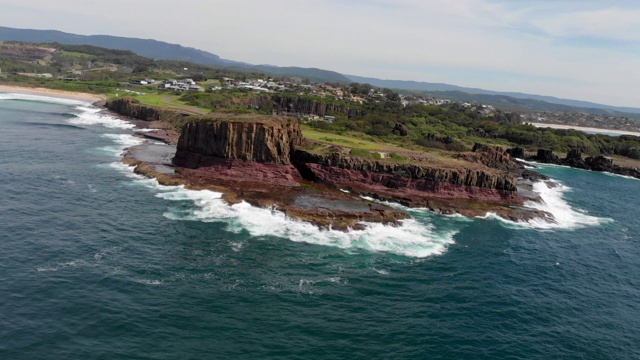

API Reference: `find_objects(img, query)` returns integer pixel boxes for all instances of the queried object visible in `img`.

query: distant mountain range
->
[1,26,638,115]
[0,26,228,66]
[0,26,351,84]
[345,75,640,115]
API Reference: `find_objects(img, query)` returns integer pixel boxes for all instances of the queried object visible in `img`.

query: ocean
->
[1,93,639,359]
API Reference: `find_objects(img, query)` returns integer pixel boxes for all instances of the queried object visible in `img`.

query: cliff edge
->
[173,116,302,167]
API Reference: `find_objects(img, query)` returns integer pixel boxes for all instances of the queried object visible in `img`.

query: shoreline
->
[0,84,107,103]
[0,88,574,227]
[528,122,640,137]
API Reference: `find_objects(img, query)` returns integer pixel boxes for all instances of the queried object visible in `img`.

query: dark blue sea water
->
[1,93,639,359]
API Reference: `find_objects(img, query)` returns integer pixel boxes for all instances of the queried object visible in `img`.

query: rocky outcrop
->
[290,149,521,214]
[461,144,523,172]
[173,116,302,167]
[511,147,640,179]
[293,150,518,192]
[534,149,560,164]
[507,147,525,159]
[105,98,187,122]
[172,119,524,205]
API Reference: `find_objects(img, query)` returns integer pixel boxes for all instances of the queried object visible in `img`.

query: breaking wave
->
[0,92,89,106]
[603,172,640,181]
[100,133,145,156]
[69,106,136,130]
[156,188,457,258]
[481,180,612,230]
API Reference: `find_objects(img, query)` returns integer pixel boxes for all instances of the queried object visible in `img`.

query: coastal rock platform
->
[107,98,549,229]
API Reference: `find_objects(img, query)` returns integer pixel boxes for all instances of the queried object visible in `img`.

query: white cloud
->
[534,7,640,41]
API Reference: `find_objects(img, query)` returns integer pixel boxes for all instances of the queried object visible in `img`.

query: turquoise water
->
[1,93,639,359]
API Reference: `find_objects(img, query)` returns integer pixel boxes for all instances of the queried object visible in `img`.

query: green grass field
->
[302,126,403,151]
[132,93,211,115]
[301,125,466,164]
[58,51,94,59]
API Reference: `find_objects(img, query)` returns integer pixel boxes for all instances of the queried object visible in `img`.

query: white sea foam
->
[36,259,88,272]
[360,195,473,221]
[372,268,390,275]
[110,154,457,258]
[229,241,245,252]
[0,92,89,106]
[603,172,640,181]
[69,106,136,130]
[99,133,145,157]
[152,187,457,258]
[131,278,163,286]
[108,161,182,192]
[488,180,612,230]
[93,113,457,258]
[107,155,460,258]
[0,92,137,130]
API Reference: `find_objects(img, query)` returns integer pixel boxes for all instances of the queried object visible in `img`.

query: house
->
[157,78,203,92]
[240,85,270,92]
[187,85,203,91]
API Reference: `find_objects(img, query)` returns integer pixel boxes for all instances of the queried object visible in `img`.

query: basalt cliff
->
[174,116,302,166]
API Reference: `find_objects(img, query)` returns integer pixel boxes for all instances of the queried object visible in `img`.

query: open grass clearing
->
[58,50,94,58]
[198,79,222,87]
[134,93,211,115]
[302,126,403,151]
[301,125,463,164]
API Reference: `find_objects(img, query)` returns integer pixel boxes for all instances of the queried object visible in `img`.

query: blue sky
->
[0,0,638,107]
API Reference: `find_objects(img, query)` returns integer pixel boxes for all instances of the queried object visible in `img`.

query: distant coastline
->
[528,122,640,137]
[0,84,106,103]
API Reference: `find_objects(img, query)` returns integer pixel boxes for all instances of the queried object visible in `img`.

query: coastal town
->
[126,75,475,112]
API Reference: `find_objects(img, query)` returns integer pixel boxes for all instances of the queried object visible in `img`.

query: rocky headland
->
[508,147,640,179]
[107,98,549,230]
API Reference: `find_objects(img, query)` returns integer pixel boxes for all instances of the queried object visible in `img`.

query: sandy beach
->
[0,84,106,103]
[529,122,640,137]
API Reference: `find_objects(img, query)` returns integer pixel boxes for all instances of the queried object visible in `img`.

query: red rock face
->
[174,117,302,167]
[292,150,519,192]
[178,157,302,188]
[302,163,518,205]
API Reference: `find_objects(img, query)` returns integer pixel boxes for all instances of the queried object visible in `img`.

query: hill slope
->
[0,26,351,83]
[0,26,227,65]
[345,74,640,114]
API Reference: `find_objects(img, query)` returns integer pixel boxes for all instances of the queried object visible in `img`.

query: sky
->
[0,0,638,107]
